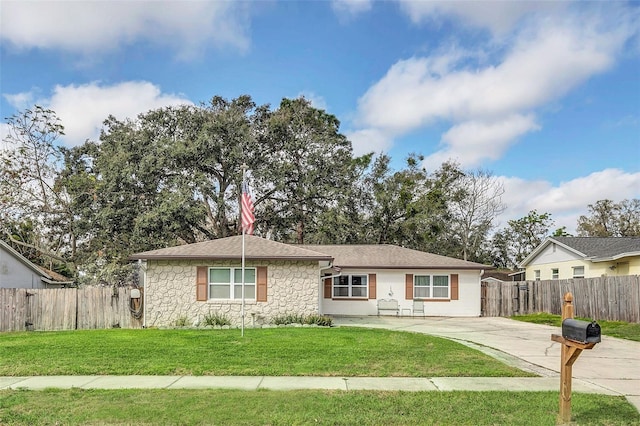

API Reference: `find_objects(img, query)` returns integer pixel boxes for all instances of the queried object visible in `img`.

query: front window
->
[414,275,449,299]
[551,268,559,279]
[534,270,541,281]
[333,275,368,298]
[209,267,255,300]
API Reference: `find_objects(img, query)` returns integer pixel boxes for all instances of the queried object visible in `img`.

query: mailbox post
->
[551,292,600,424]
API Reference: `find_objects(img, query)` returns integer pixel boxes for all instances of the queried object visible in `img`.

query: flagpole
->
[241,164,247,337]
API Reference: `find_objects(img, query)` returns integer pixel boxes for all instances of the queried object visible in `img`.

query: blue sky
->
[1,0,639,233]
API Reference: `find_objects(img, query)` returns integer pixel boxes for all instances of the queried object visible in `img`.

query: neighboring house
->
[481,270,517,284]
[508,270,526,281]
[519,237,640,281]
[0,240,73,289]
[130,235,489,327]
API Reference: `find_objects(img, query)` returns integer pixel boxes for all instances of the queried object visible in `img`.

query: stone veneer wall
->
[144,259,320,327]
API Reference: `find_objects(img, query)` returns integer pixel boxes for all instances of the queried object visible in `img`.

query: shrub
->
[271,314,332,327]
[173,316,190,327]
[272,313,304,325]
[203,312,231,327]
[304,314,333,327]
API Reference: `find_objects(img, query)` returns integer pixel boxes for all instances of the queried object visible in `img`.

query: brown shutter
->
[405,274,413,300]
[368,274,377,299]
[196,266,208,301]
[324,277,332,299]
[451,274,459,300]
[257,266,268,302]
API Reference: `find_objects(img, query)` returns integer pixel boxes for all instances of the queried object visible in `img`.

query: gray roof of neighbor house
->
[520,236,640,266]
[481,270,516,281]
[299,244,489,270]
[129,235,332,261]
[553,237,640,259]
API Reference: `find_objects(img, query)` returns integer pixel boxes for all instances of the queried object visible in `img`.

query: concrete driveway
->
[333,315,640,409]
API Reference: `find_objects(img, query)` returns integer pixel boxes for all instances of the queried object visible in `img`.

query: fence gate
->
[480,282,488,316]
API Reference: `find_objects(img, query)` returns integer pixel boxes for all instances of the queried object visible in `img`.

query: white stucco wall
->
[144,259,320,327]
[320,269,482,317]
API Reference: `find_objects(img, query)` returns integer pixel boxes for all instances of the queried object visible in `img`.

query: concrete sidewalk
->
[333,316,640,411]
[0,374,618,394]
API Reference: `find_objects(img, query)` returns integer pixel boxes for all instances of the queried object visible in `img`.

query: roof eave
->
[42,277,74,285]
[130,254,333,261]
[334,265,488,270]
[590,251,640,262]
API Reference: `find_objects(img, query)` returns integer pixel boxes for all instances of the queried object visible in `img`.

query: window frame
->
[534,270,541,281]
[333,275,368,299]
[413,274,450,300]
[572,266,585,279]
[551,268,559,279]
[208,267,256,300]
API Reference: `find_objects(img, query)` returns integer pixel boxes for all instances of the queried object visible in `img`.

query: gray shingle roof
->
[129,235,332,261]
[299,244,489,270]
[552,237,640,260]
[130,236,490,270]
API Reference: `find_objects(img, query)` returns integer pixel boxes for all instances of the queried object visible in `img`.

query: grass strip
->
[511,313,640,342]
[1,389,638,425]
[0,327,532,377]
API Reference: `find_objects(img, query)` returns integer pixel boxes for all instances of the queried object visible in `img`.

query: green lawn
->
[511,313,640,342]
[0,327,532,377]
[2,327,638,425]
[1,389,638,425]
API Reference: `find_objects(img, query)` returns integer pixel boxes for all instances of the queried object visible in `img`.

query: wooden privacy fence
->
[0,287,143,332]
[481,275,640,323]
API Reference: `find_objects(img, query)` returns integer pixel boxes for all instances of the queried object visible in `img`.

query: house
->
[130,235,489,327]
[481,270,517,284]
[519,237,640,281]
[0,240,73,288]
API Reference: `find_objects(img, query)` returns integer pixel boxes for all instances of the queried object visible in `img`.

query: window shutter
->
[196,266,208,301]
[451,274,459,300]
[405,274,413,300]
[257,266,268,302]
[324,277,332,299]
[368,274,377,299]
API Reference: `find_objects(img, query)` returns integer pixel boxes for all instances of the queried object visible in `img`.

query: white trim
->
[519,237,587,268]
[413,273,450,300]
[208,266,256,300]
[591,250,640,262]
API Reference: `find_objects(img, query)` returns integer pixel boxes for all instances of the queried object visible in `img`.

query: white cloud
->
[0,1,251,59]
[331,0,372,19]
[398,0,567,35]
[0,123,12,150]
[297,92,328,111]
[351,7,634,169]
[6,82,193,146]
[346,128,393,156]
[3,91,36,110]
[498,169,640,233]
[423,114,540,169]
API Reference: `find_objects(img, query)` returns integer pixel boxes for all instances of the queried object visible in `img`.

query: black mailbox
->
[562,319,601,344]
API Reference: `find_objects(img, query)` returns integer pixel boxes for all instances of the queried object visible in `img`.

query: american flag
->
[241,181,255,235]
